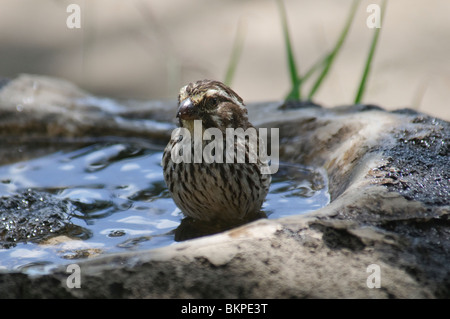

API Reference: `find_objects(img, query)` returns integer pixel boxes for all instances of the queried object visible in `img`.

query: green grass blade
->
[276,0,301,100]
[300,54,330,84]
[224,19,246,87]
[308,0,359,100]
[354,0,387,104]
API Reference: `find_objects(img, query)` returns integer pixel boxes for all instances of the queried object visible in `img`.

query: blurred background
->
[0,0,449,120]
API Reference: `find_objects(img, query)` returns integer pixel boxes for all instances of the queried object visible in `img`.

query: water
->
[0,142,329,273]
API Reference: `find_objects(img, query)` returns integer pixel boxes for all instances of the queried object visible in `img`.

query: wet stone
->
[377,115,449,206]
[0,189,77,248]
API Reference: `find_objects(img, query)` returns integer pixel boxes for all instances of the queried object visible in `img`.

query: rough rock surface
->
[0,190,79,249]
[0,74,448,298]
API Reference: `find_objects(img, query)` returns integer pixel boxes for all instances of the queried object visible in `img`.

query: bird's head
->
[176,80,250,134]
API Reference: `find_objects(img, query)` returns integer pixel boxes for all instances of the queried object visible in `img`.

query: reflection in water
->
[174,212,267,242]
[0,143,329,272]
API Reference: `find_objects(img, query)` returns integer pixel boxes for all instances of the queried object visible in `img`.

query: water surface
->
[0,142,329,273]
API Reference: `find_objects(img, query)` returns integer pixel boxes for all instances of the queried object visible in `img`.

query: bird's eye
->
[211,97,218,107]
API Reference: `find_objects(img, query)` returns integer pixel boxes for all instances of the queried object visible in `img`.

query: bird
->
[162,80,271,224]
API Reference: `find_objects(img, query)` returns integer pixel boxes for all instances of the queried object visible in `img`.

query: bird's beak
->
[177,98,197,120]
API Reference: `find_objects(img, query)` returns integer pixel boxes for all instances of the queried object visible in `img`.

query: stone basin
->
[0,74,448,298]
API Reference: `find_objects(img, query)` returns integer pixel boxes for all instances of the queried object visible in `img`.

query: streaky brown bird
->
[162,80,271,223]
